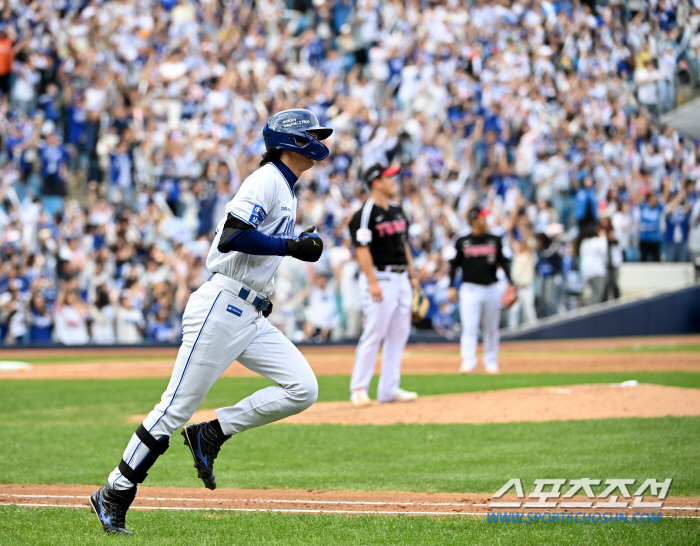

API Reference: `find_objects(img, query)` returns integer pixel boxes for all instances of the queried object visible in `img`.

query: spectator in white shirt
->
[89,287,116,344]
[53,289,90,345]
[115,294,145,344]
[635,60,662,117]
[578,224,608,307]
[303,273,339,343]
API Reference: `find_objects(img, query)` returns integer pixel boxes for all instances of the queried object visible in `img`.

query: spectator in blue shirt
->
[39,132,70,196]
[38,83,61,124]
[664,192,692,262]
[639,192,663,262]
[29,292,53,343]
[574,175,598,231]
[535,233,563,318]
[109,141,133,189]
[147,307,177,343]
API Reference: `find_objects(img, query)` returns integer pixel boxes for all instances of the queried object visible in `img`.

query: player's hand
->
[299,226,317,239]
[369,280,383,302]
[285,232,323,262]
[409,274,419,289]
[448,287,458,303]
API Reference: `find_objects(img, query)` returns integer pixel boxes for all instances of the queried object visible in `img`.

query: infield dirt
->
[1,484,698,517]
[1,335,699,380]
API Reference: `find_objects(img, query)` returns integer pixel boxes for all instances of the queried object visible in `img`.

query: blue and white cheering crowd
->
[1,0,700,345]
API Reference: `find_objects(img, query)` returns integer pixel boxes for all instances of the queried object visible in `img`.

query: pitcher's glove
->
[411,286,430,322]
[285,226,323,262]
[501,284,518,309]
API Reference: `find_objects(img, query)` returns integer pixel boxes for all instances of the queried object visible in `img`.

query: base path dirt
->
[1,484,697,517]
[1,335,699,380]
[144,384,700,426]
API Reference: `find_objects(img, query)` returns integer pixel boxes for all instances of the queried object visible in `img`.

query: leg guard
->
[117,424,169,484]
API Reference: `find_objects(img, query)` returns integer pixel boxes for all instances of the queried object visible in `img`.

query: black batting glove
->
[262,301,273,318]
[285,226,323,262]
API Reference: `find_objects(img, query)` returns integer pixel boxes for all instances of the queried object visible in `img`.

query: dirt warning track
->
[1,485,699,518]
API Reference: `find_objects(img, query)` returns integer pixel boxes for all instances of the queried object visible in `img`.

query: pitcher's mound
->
[132,383,700,426]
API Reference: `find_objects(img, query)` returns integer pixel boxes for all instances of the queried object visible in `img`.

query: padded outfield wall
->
[502,285,700,341]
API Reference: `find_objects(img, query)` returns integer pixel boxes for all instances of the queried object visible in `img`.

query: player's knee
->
[288,374,318,410]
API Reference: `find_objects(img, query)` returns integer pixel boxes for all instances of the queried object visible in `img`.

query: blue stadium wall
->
[502,285,700,340]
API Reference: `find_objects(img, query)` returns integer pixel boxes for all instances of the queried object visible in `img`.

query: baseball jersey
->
[348,199,408,267]
[206,162,296,295]
[449,233,509,285]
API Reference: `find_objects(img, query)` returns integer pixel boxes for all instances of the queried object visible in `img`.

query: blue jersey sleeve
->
[219,225,288,256]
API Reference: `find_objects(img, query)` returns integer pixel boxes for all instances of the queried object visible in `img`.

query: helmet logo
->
[281,119,311,127]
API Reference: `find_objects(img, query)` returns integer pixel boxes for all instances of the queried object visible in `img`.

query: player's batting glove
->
[299,226,317,239]
[285,226,323,262]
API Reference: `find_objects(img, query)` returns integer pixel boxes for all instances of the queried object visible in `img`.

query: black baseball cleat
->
[89,484,136,535]
[181,421,229,490]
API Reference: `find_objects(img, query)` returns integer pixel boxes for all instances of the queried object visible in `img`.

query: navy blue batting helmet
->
[262,109,333,161]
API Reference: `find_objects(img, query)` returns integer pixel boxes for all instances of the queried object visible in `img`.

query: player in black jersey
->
[448,206,513,374]
[347,164,419,406]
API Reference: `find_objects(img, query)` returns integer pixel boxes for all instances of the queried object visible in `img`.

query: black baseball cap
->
[363,163,401,186]
[468,205,490,221]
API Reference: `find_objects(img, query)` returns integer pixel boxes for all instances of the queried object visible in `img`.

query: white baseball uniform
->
[108,162,318,490]
[450,232,509,373]
[348,199,412,402]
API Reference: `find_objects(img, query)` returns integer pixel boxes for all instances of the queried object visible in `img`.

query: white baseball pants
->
[350,270,412,402]
[458,282,501,372]
[108,274,318,490]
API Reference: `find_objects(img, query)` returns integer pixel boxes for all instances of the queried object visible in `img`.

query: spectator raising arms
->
[1,1,700,346]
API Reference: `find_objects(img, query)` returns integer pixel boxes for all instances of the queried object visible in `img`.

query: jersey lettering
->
[249,205,267,227]
[376,219,407,237]
[271,216,295,237]
[462,243,496,258]
[349,203,408,267]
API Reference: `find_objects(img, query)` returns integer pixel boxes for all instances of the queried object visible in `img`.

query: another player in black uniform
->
[347,164,418,406]
[448,206,513,373]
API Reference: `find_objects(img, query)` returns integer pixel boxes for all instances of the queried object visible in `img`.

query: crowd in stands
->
[1,0,700,345]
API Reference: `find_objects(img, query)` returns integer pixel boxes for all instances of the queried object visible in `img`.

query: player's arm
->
[218,213,287,255]
[219,175,322,261]
[447,238,462,303]
[356,246,383,303]
[404,241,418,288]
[218,215,322,262]
[350,211,382,302]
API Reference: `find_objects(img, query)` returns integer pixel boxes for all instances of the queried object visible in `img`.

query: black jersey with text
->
[349,199,408,267]
[449,233,508,285]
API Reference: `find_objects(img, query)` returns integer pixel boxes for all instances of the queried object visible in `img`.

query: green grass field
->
[2,505,700,546]
[1,359,700,544]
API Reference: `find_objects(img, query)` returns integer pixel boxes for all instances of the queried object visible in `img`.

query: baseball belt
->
[207,273,271,313]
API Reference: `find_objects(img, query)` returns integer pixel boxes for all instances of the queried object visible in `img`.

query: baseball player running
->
[448,206,513,374]
[348,164,418,406]
[90,109,331,535]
